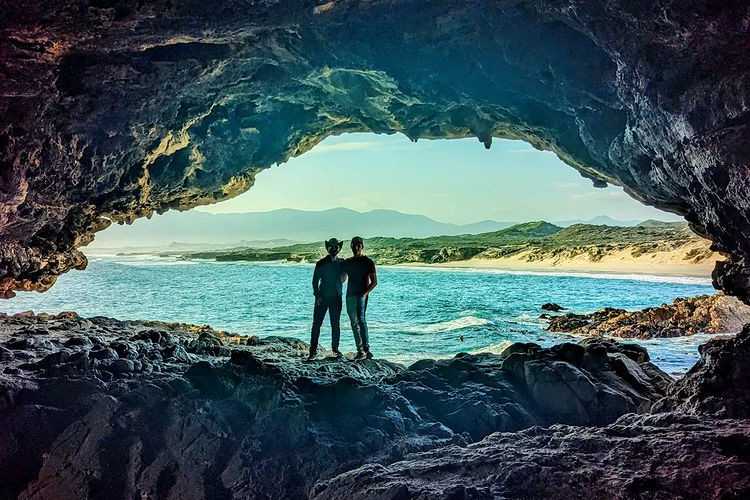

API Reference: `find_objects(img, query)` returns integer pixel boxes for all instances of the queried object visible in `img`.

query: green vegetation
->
[174,220,707,265]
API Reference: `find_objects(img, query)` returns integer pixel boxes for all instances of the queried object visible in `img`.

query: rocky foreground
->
[1,312,750,499]
[545,294,750,339]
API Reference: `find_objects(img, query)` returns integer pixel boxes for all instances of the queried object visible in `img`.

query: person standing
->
[344,236,377,360]
[308,238,345,361]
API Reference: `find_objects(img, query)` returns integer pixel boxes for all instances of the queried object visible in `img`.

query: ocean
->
[0,255,720,375]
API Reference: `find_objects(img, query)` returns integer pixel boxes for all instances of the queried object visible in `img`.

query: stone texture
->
[655,323,750,418]
[546,294,750,339]
[0,312,673,499]
[1,1,750,300]
[310,413,750,500]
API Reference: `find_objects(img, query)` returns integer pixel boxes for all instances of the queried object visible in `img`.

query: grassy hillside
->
[176,220,712,266]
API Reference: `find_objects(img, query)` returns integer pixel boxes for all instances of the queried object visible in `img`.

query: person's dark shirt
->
[344,255,376,297]
[312,255,343,299]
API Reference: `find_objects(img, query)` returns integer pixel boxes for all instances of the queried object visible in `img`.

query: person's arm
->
[312,263,321,299]
[340,260,348,283]
[365,263,378,295]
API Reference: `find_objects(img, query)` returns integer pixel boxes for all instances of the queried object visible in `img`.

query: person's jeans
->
[310,295,342,354]
[346,294,369,353]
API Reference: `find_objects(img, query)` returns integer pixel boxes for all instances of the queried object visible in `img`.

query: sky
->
[198,133,681,224]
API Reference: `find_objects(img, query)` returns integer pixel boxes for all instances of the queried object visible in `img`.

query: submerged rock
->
[0,313,674,499]
[541,303,566,312]
[546,295,750,339]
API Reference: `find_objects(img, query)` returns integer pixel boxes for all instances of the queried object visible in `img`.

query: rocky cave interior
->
[2,1,750,499]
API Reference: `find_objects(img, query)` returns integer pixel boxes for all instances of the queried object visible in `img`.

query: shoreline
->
[398,245,720,280]
[92,253,717,283]
[399,260,714,279]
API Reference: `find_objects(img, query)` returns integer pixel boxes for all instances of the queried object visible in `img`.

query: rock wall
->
[1,1,750,299]
[655,324,750,418]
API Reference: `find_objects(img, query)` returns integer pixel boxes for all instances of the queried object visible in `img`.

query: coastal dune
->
[427,240,720,278]
[180,221,721,279]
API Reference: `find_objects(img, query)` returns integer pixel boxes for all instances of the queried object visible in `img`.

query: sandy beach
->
[408,241,721,278]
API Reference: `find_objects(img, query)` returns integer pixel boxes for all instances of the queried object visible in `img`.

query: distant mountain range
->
[88,207,680,250]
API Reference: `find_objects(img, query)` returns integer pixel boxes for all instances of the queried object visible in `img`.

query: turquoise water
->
[0,255,719,375]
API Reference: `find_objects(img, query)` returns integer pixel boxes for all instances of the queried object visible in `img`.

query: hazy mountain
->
[89,208,514,249]
[88,207,683,250]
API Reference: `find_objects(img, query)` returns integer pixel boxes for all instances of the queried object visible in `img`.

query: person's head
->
[325,238,343,257]
[351,236,364,256]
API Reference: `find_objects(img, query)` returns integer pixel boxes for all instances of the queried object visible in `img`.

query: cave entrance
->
[0,133,720,375]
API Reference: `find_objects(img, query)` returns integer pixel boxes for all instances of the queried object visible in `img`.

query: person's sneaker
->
[365,351,374,360]
[306,352,317,362]
[332,350,343,359]
[354,351,366,360]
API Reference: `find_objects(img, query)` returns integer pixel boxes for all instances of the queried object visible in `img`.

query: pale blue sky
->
[200,133,680,224]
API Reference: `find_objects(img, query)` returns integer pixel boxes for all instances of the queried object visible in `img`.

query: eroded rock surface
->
[317,325,750,500]
[2,1,750,299]
[0,312,673,499]
[311,413,750,500]
[656,324,750,418]
[545,294,750,339]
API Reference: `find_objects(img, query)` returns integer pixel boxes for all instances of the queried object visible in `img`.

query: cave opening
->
[0,132,724,375]
[4,2,750,496]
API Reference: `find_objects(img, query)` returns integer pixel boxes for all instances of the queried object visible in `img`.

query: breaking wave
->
[470,341,514,356]
[406,315,492,334]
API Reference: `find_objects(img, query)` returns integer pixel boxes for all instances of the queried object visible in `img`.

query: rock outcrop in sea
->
[545,295,750,339]
[2,312,681,499]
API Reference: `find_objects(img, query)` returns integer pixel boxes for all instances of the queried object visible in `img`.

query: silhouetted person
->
[344,236,377,360]
[308,238,345,361]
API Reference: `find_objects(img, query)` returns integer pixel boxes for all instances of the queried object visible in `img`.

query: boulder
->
[184,361,239,398]
[106,358,135,374]
[187,331,229,356]
[541,303,565,312]
[655,324,750,417]
[90,347,118,361]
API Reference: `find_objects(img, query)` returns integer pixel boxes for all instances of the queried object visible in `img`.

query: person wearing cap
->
[344,236,377,360]
[308,237,345,361]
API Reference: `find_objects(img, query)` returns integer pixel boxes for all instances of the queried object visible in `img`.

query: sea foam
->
[470,341,514,356]
[393,264,711,285]
[406,315,492,334]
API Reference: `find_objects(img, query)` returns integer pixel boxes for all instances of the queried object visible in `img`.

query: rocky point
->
[545,294,750,339]
[1,311,686,499]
